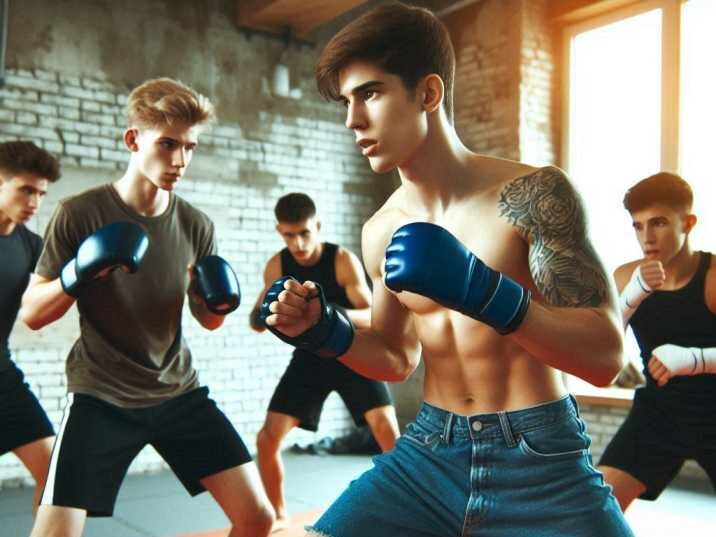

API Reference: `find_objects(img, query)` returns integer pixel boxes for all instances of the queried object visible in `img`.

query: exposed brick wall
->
[445,0,522,160]
[519,0,556,167]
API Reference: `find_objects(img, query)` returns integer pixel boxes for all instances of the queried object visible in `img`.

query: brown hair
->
[0,141,61,182]
[127,78,215,129]
[274,193,316,223]
[316,2,456,122]
[623,172,693,214]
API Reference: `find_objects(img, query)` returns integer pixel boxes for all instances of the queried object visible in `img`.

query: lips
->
[356,138,377,156]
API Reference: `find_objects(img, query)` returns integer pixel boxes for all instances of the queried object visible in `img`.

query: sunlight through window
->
[568,9,663,273]
[680,0,715,251]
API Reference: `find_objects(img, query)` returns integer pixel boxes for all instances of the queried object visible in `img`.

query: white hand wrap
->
[652,344,716,377]
[619,267,652,326]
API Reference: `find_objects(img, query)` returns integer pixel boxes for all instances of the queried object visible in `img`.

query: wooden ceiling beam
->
[236,0,370,36]
[550,0,644,23]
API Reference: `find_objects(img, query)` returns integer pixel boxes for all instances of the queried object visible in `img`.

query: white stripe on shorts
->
[40,393,74,507]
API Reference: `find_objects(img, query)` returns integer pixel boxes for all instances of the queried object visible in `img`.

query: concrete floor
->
[0,452,713,537]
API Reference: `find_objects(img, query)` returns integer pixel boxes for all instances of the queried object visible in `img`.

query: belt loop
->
[497,411,517,447]
[569,393,581,418]
[442,412,454,444]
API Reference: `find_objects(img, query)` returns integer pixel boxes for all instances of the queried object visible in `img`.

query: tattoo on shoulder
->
[497,167,608,308]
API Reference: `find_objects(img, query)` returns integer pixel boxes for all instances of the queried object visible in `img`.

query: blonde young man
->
[0,141,60,513]
[599,173,716,510]
[260,4,633,537]
[250,193,399,528]
[21,78,274,537]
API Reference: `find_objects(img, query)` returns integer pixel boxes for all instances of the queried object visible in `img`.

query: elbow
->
[589,331,625,388]
[20,308,45,331]
[589,366,622,388]
[386,353,419,382]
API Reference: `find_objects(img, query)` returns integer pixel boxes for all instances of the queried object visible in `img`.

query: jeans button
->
[471,420,483,432]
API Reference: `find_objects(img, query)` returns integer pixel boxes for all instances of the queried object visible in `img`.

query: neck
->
[295,242,323,267]
[663,243,699,286]
[0,210,17,235]
[397,118,474,217]
[114,168,169,217]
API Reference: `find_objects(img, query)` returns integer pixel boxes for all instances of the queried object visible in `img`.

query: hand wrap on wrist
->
[260,276,354,359]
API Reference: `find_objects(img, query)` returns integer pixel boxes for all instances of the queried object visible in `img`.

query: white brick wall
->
[1,67,378,487]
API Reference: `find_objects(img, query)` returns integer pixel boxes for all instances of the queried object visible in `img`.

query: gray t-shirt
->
[36,184,216,407]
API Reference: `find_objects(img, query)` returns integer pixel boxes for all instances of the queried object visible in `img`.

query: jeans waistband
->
[415,394,578,447]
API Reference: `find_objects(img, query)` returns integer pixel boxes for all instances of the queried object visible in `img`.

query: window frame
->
[561,0,683,174]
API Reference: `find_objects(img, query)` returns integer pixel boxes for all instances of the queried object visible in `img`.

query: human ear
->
[684,213,697,234]
[420,74,444,114]
[124,128,140,152]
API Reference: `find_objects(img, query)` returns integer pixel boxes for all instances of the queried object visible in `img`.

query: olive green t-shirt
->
[36,184,216,407]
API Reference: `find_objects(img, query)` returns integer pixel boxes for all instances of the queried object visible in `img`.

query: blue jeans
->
[309,395,633,537]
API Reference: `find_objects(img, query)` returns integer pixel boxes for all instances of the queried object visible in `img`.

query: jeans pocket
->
[517,418,589,460]
[402,421,441,448]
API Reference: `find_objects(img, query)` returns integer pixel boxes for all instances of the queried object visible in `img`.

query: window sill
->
[568,377,635,408]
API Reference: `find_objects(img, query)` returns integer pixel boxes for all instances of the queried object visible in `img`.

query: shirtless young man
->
[260,3,633,536]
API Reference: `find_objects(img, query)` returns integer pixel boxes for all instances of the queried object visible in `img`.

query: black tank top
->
[280,242,351,309]
[630,251,716,405]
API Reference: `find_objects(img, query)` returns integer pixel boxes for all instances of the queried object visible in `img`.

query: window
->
[563,0,714,271]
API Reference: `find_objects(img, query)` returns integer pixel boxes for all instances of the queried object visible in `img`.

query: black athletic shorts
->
[0,362,54,455]
[268,351,393,432]
[41,386,251,517]
[599,387,716,500]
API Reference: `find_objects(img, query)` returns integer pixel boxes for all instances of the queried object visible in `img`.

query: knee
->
[256,427,281,453]
[236,505,275,536]
[370,412,398,437]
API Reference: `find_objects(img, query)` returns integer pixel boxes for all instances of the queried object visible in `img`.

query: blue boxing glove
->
[259,276,354,359]
[60,221,149,297]
[384,222,530,334]
[193,255,241,315]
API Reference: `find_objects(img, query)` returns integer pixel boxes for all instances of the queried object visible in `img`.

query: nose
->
[345,101,365,130]
[174,147,187,168]
[28,192,40,209]
[643,225,656,243]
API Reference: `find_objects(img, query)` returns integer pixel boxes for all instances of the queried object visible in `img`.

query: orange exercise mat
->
[172,508,323,537]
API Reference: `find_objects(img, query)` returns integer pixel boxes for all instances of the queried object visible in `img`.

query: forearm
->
[249,305,266,332]
[338,328,420,382]
[512,301,624,387]
[344,307,370,330]
[20,278,75,330]
[189,298,225,330]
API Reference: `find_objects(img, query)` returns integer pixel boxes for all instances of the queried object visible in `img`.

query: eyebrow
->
[340,80,385,100]
[159,137,197,147]
[632,216,669,225]
[22,185,47,194]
